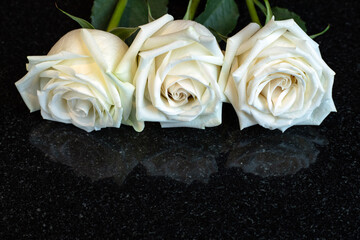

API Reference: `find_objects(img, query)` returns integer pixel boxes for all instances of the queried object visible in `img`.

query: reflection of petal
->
[30,122,137,184]
[226,129,327,177]
[142,146,217,184]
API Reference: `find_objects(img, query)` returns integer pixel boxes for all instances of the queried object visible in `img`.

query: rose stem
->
[184,0,201,20]
[245,0,261,26]
[107,0,128,31]
[263,0,273,24]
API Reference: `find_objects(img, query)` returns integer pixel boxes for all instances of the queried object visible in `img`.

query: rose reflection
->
[225,129,328,177]
[30,122,135,184]
[142,146,217,184]
[30,122,327,184]
[136,127,222,184]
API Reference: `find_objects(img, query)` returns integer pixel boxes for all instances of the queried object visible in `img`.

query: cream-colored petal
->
[115,14,174,83]
[218,23,260,99]
[16,60,62,112]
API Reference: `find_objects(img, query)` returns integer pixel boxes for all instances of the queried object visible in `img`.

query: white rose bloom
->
[15,29,143,132]
[219,17,336,131]
[116,14,224,129]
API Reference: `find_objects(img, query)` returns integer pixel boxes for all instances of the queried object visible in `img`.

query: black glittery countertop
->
[1,0,359,238]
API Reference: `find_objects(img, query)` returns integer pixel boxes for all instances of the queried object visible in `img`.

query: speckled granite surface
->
[1,0,359,238]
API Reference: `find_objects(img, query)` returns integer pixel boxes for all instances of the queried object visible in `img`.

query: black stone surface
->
[1,0,359,238]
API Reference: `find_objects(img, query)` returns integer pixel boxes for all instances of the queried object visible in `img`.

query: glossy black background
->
[1,0,359,238]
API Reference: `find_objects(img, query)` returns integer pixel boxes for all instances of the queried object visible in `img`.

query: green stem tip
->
[107,0,128,31]
[246,0,261,26]
[184,0,201,20]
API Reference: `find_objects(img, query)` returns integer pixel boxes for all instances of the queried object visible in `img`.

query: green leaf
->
[90,0,118,30]
[148,0,168,20]
[119,0,168,27]
[56,3,94,29]
[183,0,201,20]
[110,27,139,41]
[272,7,307,32]
[195,0,239,36]
[310,24,330,39]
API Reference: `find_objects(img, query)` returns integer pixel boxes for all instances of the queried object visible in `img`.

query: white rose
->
[15,28,143,132]
[116,14,224,129]
[219,18,336,131]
